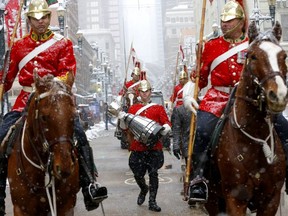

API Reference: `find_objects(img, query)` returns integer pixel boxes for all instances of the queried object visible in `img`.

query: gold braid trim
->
[57,72,69,82]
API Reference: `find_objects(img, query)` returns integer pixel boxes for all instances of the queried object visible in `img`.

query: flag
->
[46,0,58,6]
[131,47,136,66]
[179,45,185,61]
[5,0,22,47]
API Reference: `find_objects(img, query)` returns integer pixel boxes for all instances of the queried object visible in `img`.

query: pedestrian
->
[183,0,288,207]
[119,79,171,212]
[0,0,106,214]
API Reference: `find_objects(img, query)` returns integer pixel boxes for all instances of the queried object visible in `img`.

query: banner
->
[46,0,58,6]
[5,0,22,47]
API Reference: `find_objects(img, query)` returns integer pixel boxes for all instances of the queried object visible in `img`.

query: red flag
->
[179,45,185,61]
[46,0,58,6]
[5,0,22,47]
[131,47,136,65]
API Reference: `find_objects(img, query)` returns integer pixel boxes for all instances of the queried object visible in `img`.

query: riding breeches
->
[0,111,22,149]
[193,110,219,153]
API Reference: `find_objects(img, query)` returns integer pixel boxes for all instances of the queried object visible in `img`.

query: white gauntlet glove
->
[160,124,171,136]
[118,111,127,129]
[183,81,199,115]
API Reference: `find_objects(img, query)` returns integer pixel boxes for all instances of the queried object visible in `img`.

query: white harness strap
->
[209,41,248,73]
[136,103,157,115]
[18,34,64,71]
[127,81,140,91]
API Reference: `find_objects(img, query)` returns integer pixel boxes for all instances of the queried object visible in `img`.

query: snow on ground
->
[85,120,116,141]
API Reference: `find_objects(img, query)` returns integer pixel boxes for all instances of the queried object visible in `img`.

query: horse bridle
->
[22,86,75,173]
[233,54,285,164]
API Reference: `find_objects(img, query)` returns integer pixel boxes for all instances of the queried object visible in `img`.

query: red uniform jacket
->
[170,83,184,107]
[128,102,171,151]
[198,36,248,117]
[118,80,140,96]
[0,30,76,112]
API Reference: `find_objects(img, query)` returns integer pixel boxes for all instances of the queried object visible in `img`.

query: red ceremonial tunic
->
[0,30,76,112]
[118,80,140,96]
[198,36,248,117]
[128,102,171,151]
[170,83,184,107]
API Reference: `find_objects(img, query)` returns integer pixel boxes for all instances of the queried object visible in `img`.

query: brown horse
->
[7,72,80,215]
[206,21,288,216]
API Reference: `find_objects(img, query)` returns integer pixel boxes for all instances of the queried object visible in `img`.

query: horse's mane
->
[36,74,70,93]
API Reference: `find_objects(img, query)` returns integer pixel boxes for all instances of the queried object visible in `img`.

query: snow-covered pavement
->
[85,121,116,141]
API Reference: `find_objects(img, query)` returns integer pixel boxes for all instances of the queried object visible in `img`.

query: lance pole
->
[170,50,180,110]
[183,0,207,201]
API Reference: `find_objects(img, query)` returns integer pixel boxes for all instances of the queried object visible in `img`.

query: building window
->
[171,17,176,23]
[172,29,176,34]
[91,2,98,7]
[281,14,288,41]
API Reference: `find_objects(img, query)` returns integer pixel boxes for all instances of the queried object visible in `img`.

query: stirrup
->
[189,177,208,202]
[88,182,108,202]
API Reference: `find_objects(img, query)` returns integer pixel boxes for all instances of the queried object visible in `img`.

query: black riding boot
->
[79,146,107,211]
[0,157,7,216]
[135,176,148,205]
[189,152,208,203]
[148,172,161,212]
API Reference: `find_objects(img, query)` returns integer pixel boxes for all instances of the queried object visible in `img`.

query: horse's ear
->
[272,21,282,42]
[34,68,41,88]
[248,21,258,43]
[66,71,74,88]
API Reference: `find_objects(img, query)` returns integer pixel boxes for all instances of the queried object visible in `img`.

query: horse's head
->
[28,71,76,179]
[245,21,288,113]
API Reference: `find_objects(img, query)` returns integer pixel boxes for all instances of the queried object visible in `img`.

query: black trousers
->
[129,150,164,202]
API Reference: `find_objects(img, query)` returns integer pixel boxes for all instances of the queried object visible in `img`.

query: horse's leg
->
[255,193,281,216]
[225,196,247,216]
[13,205,26,216]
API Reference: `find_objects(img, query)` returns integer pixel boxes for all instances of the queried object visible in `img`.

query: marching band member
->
[119,79,171,212]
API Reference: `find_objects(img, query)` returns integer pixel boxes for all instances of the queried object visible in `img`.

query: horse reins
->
[232,59,285,164]
[20,83,75,216]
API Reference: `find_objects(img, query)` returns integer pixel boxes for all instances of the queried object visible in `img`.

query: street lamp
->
[76,28,83,55]
[56,4,66,36]
[268,0,276,26]
[250,0,272,28]
[102,61,108,130]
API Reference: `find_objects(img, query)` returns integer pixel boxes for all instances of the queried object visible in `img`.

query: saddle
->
[209,86,237,156]
[0,116,26,158]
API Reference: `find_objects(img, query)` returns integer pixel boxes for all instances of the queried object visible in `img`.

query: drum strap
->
[136,103,157,115]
